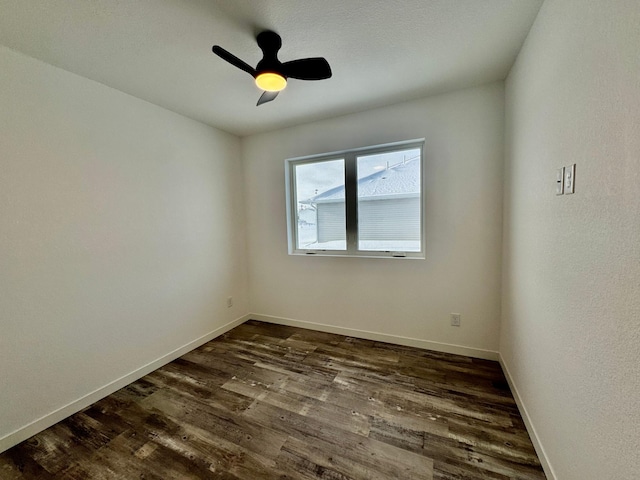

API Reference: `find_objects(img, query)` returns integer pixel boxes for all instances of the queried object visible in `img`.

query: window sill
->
[289,251,425,260]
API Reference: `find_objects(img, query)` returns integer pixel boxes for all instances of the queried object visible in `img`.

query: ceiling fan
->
[212,30,332,106]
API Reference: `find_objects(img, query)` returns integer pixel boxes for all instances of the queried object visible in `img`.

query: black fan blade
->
[212,45,256,77]
[257,90,279,106]
[282,57,332,80]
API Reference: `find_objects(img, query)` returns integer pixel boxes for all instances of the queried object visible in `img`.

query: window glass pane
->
[295,159,346,250]
[356,149,421,252]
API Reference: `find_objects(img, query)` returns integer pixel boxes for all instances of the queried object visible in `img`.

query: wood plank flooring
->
[0,320,546,479]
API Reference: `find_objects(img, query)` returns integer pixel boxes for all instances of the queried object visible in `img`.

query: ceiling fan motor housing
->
[256,31,285,77]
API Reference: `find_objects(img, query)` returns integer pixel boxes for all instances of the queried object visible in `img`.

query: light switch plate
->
[564,164,575,194]
[556,167,565,195]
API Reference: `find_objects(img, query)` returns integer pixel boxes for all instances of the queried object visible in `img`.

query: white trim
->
[251,313,499,361]
[286,138,426,164]
[291,251,424,260]
[0,314,252,454]
[499,353,557,480]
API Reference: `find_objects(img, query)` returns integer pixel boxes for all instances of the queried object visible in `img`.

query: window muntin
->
[286,140,424,258]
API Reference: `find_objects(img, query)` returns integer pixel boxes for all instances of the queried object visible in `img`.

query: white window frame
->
[285,139,425,259]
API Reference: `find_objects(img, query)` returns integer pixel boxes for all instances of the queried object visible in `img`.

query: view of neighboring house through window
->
[295,158,345,250]
[357,149,421,252]
[286,140,424,258]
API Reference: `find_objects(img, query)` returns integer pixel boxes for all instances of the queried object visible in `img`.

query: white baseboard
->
[499,354,556,480]
[250,313,499,361]
[0,314,252,454]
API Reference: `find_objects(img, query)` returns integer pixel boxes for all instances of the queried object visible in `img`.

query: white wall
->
[243,83,505,357]
[0,46,249,450]
[501,0,640,478]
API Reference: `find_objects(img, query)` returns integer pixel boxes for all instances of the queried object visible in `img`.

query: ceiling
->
[0,0,543,136]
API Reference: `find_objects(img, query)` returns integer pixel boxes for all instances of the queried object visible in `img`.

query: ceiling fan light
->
[255,72,287,92]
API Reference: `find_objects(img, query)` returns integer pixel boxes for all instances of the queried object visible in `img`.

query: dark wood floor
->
[0,320,545,479]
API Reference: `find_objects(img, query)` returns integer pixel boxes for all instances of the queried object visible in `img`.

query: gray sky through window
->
[296,149,420,202]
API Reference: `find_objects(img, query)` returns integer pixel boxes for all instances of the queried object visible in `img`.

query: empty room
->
[0,1,638,479]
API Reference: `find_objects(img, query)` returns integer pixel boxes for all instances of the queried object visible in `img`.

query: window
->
[285,140,424,258]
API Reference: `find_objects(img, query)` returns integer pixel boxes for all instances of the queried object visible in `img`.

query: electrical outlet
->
[226,296,233,308]
[451,313,461,327]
